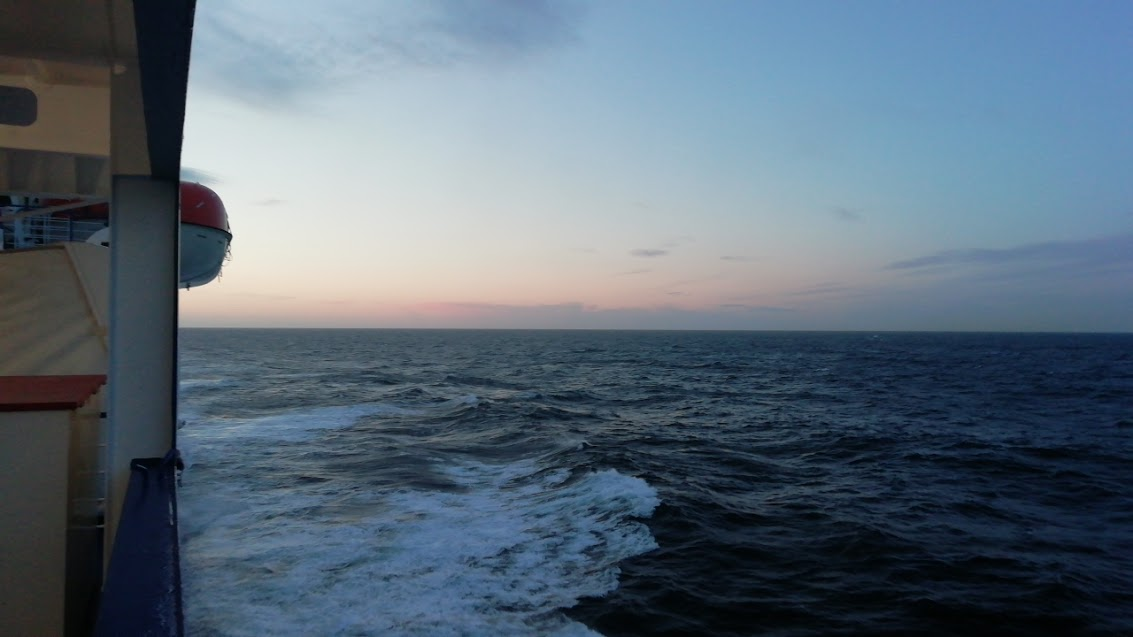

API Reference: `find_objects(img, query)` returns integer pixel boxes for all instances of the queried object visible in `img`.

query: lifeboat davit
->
[86,182,232,288]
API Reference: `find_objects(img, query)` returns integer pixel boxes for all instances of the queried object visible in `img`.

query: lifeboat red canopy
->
[180,182,229,234]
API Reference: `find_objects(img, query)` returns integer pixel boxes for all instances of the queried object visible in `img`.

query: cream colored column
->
[104,175,179,558]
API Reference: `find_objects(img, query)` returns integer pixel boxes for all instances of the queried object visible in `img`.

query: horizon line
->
[177,326,1133,335]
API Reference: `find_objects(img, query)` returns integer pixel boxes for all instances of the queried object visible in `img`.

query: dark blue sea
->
[178,329,1133,636]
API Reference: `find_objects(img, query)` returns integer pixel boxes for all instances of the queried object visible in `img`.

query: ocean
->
[178,329,1133,636]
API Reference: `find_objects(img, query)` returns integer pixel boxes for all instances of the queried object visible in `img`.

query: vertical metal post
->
[104,176,179,555]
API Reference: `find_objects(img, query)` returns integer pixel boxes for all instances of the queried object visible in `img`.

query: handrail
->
[93,451,184,637]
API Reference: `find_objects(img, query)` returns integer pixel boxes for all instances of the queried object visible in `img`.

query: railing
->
[0,213,106,250]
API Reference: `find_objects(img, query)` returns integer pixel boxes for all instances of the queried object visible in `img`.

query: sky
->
[178,0,1133,331]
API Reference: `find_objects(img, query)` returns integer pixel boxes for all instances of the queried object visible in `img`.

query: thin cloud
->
[718,303,795,313]
[720,255,755,262]
[181,167,220,184]
[664,273,727,289]
[427,301,589,311]
[615,268,652,276]
[866,233,1133,331]
[830,206,863,222]
[253,198,285,206]
[417,301,594,319]
[630,235,694,258]
[411,300,800,329]
[191,0,583,106]
[886,234,1133,271]
[226,292,296,301]
[422,0,581,59]
[787,282,852,297]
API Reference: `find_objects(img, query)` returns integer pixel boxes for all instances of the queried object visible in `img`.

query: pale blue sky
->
[180,0,1133,331]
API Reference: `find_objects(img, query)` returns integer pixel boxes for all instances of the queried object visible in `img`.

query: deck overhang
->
[0,0,195,197]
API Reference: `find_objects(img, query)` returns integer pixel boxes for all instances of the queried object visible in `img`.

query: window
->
[0,86,37,126]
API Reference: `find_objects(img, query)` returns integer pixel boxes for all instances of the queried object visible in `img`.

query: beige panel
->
[0,244,108,375]
[0,57,111,157]
[0,409,71,637]
[0,57,106,87]
[63,242,110,347]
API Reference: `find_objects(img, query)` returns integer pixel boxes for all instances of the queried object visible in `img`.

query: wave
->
[179,377,241,394]
[181,455,659,636]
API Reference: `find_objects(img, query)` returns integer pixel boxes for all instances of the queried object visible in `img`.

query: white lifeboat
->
[178,182,231,288]
[86,182,232,288]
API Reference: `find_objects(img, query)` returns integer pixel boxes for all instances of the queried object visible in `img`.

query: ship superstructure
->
[1,2,207,634]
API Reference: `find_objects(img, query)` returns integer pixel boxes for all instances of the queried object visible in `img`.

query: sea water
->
[178,329,1133,636]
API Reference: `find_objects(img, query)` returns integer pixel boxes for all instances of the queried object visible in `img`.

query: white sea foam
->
[178,402,414,480]
[180,414,659,636]
[179,377,238,391]
[187,402,420,443]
